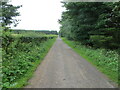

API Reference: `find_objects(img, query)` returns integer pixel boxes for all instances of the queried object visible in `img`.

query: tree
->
[59,2,120,49]
[0,1,22,29]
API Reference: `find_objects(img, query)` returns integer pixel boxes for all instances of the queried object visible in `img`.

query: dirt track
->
[25,37,115,88]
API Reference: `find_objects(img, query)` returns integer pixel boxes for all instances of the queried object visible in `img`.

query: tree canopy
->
[59,2,120,49]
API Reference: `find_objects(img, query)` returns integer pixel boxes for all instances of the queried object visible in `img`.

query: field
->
[62,38,119,85]
[1,30,57,88]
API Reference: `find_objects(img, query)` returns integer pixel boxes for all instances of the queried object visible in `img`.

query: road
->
[25,37,115,88]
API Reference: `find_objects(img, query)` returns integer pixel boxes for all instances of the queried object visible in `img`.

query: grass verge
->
[62,38,118,86]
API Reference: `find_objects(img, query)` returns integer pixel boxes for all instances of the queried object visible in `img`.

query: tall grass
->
[62,38,119,85]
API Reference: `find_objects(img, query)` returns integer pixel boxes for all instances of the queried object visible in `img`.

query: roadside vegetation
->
[62,38,119,84]
[59,2,120,85]
[2,30,57,88]
[1,1,57,88]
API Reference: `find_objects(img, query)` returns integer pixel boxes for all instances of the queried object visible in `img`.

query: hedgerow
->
[1,30,57,88]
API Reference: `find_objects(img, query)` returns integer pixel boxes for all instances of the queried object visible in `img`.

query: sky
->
[10,0,65,32]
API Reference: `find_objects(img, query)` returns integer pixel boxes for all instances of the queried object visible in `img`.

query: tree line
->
[59,2,120,49]
[12,30,58,35]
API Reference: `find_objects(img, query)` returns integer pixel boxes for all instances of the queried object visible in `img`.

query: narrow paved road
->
[25,37,114,88]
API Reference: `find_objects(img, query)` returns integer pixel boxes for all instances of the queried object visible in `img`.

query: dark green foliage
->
[60,2,120,85]
[59,2,120,49]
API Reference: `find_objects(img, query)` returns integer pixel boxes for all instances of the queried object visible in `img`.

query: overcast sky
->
[10,0,65,31]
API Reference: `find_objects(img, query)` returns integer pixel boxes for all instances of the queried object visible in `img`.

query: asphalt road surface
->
[25,37,115,88]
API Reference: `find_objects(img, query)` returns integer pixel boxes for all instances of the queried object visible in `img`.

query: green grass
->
[8,38,56,88]
[62,38,118,85]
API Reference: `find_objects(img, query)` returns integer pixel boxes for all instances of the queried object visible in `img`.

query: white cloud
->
[10,0,65,31]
